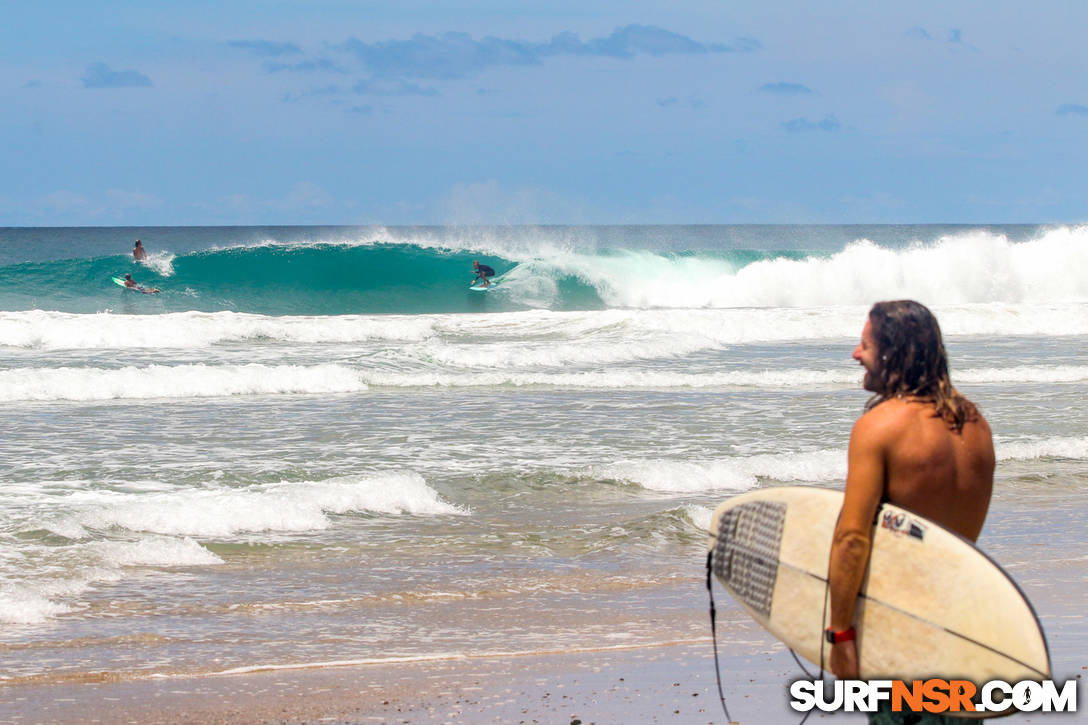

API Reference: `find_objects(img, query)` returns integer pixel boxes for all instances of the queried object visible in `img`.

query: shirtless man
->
[133,240,147,260]
[827,300,995,691]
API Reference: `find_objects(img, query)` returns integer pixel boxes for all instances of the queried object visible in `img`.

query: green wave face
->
[0,241,798,315]
[0,244,523,314]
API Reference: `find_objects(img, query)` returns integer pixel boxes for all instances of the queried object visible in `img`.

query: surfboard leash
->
[786,572,833,724]
[798,572,830,683]
[789,647,818,725]
[705,550,735,724]
[781,580,828,725]
[707,549,827,725]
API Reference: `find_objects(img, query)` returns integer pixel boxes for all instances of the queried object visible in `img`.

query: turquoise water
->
[0,224,1048,314]
[0,224,1085,702]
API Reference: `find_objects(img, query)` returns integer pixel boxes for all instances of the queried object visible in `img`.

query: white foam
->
[590,438,1086,496]
[0,363,367,401]
[0,563,119,625]
[523,227,1088,309]
[681,504,714,532]
[932,304,1088,337]
[958,366,1088,384]
[592,450,846,493]
[89,536,224,567]
[55,472,465,538]
[362,368,856,389]
[367,364,1088,390]
[0,537,221,625]
[0,473,461,625]
[0,585,74,625]
[411,332,713,368]
[997,436,1088,461]
[0,310,437,350]
[9,359,1088,402]
[137,251,176,277]
[2,302,1086,361]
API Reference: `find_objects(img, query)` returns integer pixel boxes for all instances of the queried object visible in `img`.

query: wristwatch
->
[825,626,856,644]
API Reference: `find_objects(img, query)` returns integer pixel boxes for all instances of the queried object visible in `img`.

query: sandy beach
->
[0,641,862,725]
[3,629,1084,724]
[4,491,1086,724]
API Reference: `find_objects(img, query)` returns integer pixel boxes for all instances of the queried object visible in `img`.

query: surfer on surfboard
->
[470,260,495,288]
[122,272,160,294]
[828,301,994,702]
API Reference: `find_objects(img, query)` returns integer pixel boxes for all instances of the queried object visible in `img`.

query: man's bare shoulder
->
[850,398,917,441]
[856,397,993,436]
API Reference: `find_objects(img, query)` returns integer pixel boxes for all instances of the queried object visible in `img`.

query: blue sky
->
[2,1,1087,225]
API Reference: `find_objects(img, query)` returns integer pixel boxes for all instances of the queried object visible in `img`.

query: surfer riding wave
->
[470,260,495,287]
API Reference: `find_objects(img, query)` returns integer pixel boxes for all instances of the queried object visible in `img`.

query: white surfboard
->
[708,486,1050,690]
[469,281,499,292]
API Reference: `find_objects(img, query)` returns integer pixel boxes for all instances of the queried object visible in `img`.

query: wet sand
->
[2,500,1086,724]
[3,635,1086,724]
[0,642,859,725]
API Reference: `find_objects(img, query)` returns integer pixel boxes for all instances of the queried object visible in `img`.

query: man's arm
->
[827,411,887,679]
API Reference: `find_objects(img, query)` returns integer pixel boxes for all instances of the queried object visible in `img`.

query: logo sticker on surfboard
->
[880,509,927,541]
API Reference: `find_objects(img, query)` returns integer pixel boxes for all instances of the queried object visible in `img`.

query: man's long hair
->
[866,300,977,431]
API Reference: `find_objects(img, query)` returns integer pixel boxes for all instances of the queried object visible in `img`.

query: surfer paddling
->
[828,301,995,690]
[123,272,160,294]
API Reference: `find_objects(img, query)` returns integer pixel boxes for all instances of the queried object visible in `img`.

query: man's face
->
[853,319,882,392]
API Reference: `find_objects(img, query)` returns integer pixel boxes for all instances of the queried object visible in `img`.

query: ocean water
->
[1,225,1087,693]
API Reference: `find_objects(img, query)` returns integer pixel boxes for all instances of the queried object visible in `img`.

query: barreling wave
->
[1,225,1085,315]
[0,244,529,315]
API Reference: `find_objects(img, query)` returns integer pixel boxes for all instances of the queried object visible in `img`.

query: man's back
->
[829,300,997,682]
[856,396,994,541]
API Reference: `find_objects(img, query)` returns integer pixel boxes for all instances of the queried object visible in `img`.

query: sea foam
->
[0,538,221,626]
[0,473,460,625]
[361,368,857,389]
[997,436,1088,461]
[3,303,1086,369]
[0,363,367,402]
[591,450,847,493]
[539,228,1088,309]
[7,360,1088,401]
[0,310,436,350]
[53,472,464,539]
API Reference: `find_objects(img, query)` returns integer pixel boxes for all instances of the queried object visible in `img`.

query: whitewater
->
[1,224,1086,695]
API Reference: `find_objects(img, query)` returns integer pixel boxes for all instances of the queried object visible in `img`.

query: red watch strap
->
[826,626,856,644]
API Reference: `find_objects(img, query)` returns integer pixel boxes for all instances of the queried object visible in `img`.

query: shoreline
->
[2,499,1087,724]
[11,639,1084,724]
[0,641,863,725]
